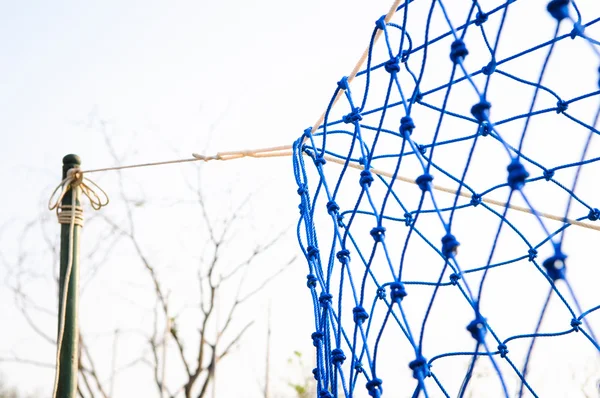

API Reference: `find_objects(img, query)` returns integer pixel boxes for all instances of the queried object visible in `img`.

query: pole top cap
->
[63,154,81,167]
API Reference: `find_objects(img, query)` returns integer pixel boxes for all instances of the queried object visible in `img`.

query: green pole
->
[57,154,81,398]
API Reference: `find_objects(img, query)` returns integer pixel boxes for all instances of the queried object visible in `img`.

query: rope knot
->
[331,348,346,365]
[49,166,109,227]
[528,248,538,262]
[587,208,600,221]
[449,273,462,285]
[507,159,529,190]
[370,226,386,242]
[354,361,364,372]
[481,60,496,75]
[319,292,333,307]
[399,116,416,138]
[353,306,369,324]
[449,39,469,64]
[416,173,433,192]
[542,249,567,281]
[360,170,374,188]
[556,100,568,114]
[326,200,340,215]
[343,107,363,124]
[441,233,460,258]
[417,144,427,155]
[404,212,413,227]
[471,100,491,123]
[303,127,313,139]
[390,281,407,302]
[408,356,430,379]
[336,249,351,264]
[467,314,487,343]
[376,287,386,300]
[547,0,570,21]
[543,169,555,181]
[384,56,400,74]
[498,344,509,358]
[570,318,582,331]
[471,194,482,207]
[365,378,383,398]
[337,76,349,91]
[306,274,318,288]
[311,331,324,347]
[474,11,488,26]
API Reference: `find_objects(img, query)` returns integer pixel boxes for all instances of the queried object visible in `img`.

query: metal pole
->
[57,154,81,398]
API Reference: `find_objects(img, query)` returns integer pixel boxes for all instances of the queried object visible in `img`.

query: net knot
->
[587,208,600,221]
[542,249,567,281]
[498,344,509,358]
[441,233,460,258]
[365,378,383,398]
[319,390,333,398]
[474,11,488,26]
[376,287,386,300]
[311,331,324,347]
[399,116,415,137]
[297,184,308,195]
[375,15,387,30]
[384,56,400,74]
[390,281,407,302]
[570,22,584,39]
[449,39,469,64]
[408,355,430,379]
[507,159,529,190]
[417,144,427,155]
[326,200,340,215]
[343,107,363,124]
[470,194,482,207]
[331,348,346,365]
[370,226,386,242]
[306,274,318,288]
[337,76,349,91]
[556,99,568,114]
[319,292,333,307]
[471,100,491,123]
[353,306,369,324]
[303,127,313,139]
[312,368,320,380]
[354,361,364,372]
[416,173,433,192]
[360,170,374,188]
[570,318,582,331]
[543,169,555,181]
[547,0,570,21]
[449,273,462,285]
[478,121,491,136]
[307,245,319,260]
[528,248,538,261]
[481,60,496,75]
[336,249,351,264]
[314,156,327,166]
[404,212,413,226]
[467,314,487,343]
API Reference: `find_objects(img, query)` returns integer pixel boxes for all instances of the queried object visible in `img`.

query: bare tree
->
[1,126,294,398]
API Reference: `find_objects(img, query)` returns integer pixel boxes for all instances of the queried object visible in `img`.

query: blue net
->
[293,1,600,397]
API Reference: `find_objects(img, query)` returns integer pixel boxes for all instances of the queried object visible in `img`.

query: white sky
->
[1,1,600,397]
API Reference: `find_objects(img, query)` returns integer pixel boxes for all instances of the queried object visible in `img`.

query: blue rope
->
[293,1,600,396]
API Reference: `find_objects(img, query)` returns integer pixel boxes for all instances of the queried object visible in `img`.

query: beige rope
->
[48,168,108,398]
